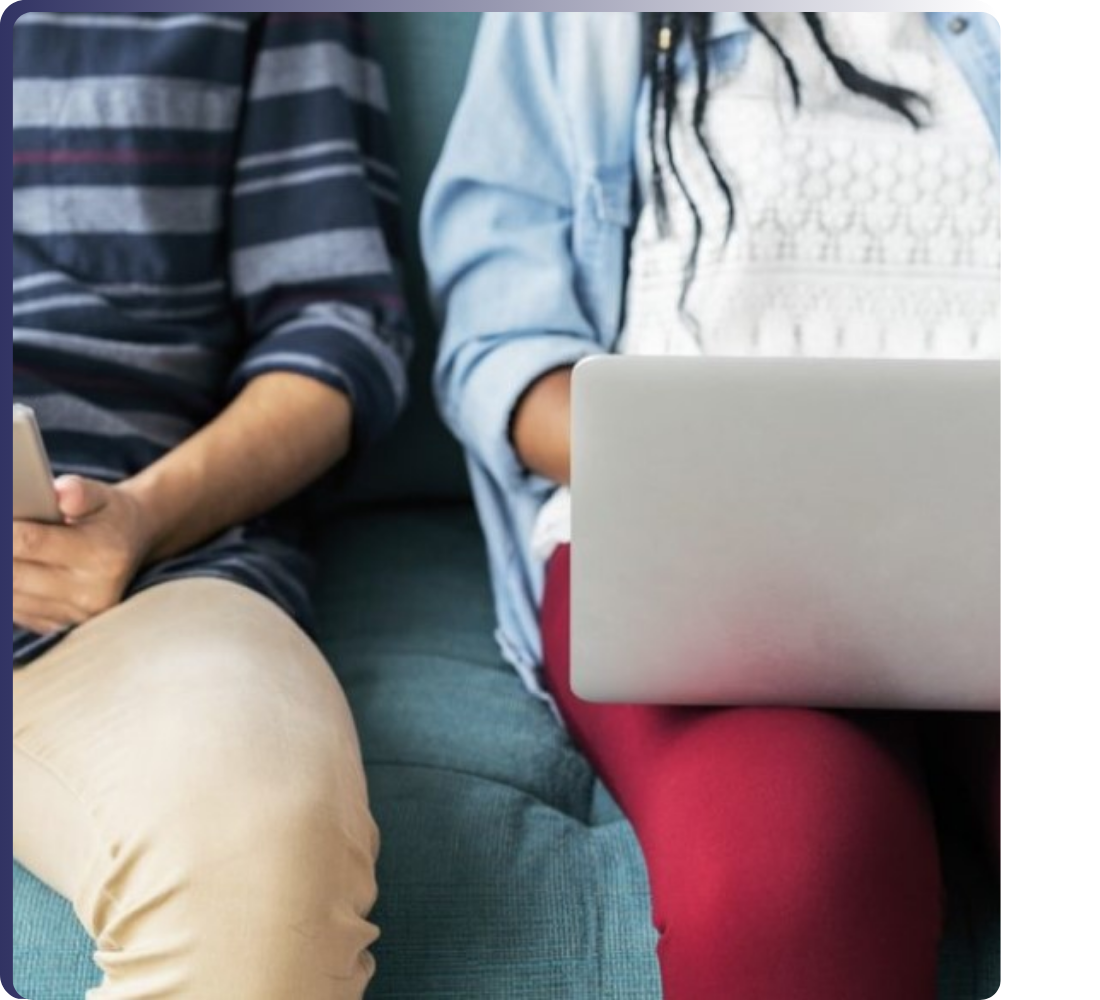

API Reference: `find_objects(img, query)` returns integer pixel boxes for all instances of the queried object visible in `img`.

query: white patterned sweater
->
[532,12,1000,561]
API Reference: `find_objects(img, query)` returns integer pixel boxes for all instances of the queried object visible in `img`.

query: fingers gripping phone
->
[13,404,62,523]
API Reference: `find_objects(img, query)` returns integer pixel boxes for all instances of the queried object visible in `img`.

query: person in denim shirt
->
[425,13,999,999]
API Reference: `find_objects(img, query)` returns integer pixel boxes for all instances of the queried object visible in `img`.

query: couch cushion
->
[12,506,997,999]
[11,865,99,998]
[362,14,482,504]
[315,506,660,997]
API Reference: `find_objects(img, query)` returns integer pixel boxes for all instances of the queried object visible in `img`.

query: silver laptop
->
[570,356,999,711]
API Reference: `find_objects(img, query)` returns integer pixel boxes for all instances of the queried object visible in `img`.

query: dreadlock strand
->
[643,12,671,235]
[658,16,705,317]
[802,13,930,128]
[743,12,803,108]
[688,13,735,242]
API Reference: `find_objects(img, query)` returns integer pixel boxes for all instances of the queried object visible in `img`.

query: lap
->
[541,545,924,793]
[12,578,364,901]
[13,577,351,755]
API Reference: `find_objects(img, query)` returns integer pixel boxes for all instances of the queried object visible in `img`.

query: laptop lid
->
[570,356,1000,710]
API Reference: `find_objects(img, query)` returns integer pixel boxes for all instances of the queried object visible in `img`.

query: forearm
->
[424,15,605,493]
[511,366,574,486]
[122,372,353,564]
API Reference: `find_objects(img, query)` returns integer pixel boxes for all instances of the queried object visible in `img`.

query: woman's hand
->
[12,476,155,635]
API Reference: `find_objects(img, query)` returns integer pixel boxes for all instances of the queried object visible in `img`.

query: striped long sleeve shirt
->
[12,12,411,666]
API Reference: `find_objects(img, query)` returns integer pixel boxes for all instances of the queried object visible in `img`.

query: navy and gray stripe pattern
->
[13,13,410,666]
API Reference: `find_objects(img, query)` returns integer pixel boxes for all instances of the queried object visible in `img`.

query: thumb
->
[55,476,111,523]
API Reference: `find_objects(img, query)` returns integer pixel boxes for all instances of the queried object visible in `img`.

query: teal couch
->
[11,14,999,999]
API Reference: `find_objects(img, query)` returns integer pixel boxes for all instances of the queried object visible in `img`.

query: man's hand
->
[12,372,353,637]
[12,476,154,636]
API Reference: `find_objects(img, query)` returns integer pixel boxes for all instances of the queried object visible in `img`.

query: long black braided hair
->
[642,13,930,309]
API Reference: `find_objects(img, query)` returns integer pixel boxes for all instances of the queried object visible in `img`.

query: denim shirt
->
[422,12,1001,700]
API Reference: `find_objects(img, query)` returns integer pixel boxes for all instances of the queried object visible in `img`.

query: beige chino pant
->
[12,579,380,1000]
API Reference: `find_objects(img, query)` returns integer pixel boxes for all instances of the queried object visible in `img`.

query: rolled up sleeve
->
[422,13,608,491]
[228,13,411,496]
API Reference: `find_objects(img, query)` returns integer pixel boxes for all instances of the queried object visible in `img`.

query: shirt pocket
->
[573,164,634,343]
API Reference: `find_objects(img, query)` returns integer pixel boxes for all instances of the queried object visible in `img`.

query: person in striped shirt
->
[12,14,409,998]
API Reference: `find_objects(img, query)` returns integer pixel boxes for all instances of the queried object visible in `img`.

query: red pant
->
[541,545,998,1000]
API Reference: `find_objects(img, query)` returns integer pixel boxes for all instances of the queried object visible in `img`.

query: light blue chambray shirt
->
[422,12,1001,701]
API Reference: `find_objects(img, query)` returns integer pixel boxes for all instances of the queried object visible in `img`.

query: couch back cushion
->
[367,13,482,502]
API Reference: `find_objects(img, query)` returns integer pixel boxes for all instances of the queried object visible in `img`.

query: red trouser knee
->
[541,545,945,1000]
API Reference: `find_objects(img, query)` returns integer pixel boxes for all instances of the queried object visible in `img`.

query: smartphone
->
[13,404,62,523]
